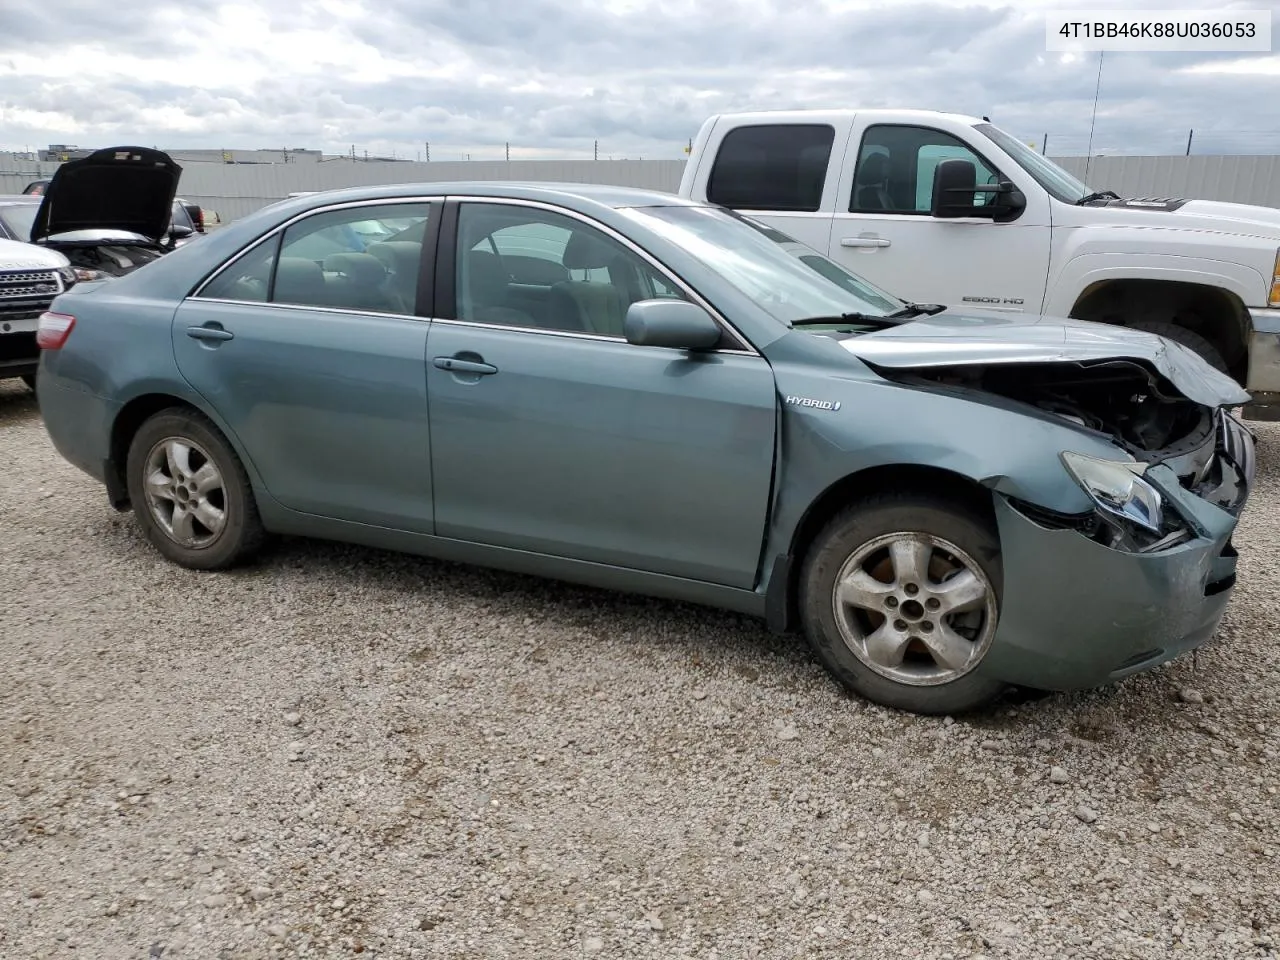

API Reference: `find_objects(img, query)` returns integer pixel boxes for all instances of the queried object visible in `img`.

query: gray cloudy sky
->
[1,0,1278,159]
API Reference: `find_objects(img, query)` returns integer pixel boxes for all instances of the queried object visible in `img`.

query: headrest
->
[367,241,421,272]
[323,251,387,286]
[562,231,618,271]
[274,257,324,300]
[856,152,891,183]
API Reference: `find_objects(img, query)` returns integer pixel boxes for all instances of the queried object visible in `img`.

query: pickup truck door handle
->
[186,324,235,341]
[433,356,498,375]
[840,236,892,248]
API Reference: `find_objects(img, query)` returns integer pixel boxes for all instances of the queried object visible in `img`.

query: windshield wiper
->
[791,302,947,329]
[886,302,946,318]
[791,312,899,328]
[1076,190,1120,205]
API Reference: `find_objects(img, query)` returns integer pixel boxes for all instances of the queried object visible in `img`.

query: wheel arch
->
[1067,277,1251,384]
[106,391,261,511]
[765,462,998,635]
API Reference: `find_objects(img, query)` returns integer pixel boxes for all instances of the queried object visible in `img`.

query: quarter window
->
[707,124,835,212]
[851,125,998,214]
[455,203,689,337]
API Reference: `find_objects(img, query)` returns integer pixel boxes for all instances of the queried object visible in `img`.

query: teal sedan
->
[34,183,1255,714]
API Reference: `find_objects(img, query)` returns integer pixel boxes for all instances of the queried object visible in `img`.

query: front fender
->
[1044,250,1268,318]
[761,350,1127,565]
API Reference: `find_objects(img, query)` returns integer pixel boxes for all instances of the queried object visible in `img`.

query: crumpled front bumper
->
[978,416,1253,692]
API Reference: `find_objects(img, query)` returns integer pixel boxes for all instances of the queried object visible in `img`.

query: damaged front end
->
[870,358,1256,553]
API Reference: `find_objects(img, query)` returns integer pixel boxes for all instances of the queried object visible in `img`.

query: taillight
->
[36,311,76,349]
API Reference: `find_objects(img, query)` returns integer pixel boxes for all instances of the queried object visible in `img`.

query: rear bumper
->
[980,462,1245,692]
[36,371,119,487]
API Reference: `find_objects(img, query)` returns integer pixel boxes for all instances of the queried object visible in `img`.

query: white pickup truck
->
[678,109,1280,419]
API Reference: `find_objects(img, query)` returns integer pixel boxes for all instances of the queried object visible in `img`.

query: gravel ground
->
[2,377,1279,960]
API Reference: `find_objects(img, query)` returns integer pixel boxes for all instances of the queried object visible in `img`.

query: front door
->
[831,123,1052,313]
[425,200,778,588]
[173,200,438,532]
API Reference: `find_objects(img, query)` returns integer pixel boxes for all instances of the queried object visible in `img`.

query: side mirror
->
[169,223,194,239]
[929,158,980,218]
[624,299,723,351]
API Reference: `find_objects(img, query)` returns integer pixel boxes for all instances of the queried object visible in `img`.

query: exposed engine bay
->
[874,358,1216,459]
[54,242,165,277]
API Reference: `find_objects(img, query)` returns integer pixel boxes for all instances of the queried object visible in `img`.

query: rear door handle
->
[840,236,891,248]
[186,324,235,341]
[433,356,498,375]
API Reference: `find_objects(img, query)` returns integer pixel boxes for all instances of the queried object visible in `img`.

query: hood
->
[0,236,69,270]
[31,146,182,244]
[1079,196,1280,242]
[839,310,1251,408]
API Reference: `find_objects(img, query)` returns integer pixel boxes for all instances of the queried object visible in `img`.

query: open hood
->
[838,310,1251,409]
[31,146,182,244]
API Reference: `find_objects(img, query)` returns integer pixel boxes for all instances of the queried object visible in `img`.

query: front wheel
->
[799,492,1006,715]
[124,408,265,570]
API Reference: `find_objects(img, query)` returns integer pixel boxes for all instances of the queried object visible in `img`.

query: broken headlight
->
[1060,452,1163,533]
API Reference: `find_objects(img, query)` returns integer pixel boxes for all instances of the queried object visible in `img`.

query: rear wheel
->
[125,408,264,570]
[799,492,1006,715]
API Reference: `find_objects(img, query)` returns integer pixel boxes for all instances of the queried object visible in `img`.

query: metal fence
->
[3,153,1279,223]
[0,157,689,222]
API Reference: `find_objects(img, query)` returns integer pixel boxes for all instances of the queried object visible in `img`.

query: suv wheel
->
[799,491,1006,715]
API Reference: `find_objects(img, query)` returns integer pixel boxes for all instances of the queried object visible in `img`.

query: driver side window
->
[454,203,689,338]
[851,125,998,215]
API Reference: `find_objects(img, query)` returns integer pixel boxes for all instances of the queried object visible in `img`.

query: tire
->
[799,491,1006,715]
[1127,318,1228,374]
[124,407,264,570]
[20,373,36,393]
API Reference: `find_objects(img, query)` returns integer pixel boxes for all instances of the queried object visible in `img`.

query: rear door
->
[699,121,851,254]
[173,199,440,532]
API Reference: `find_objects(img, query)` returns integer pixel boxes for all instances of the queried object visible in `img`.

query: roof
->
[703,107,987,126]
[264,180,698,213]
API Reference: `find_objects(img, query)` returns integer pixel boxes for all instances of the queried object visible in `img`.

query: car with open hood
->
[2,146,186,281]
[32,182,1255,715]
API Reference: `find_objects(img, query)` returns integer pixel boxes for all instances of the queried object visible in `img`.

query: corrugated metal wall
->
[0,157,689,222]
[1052,155,1280,208]
[3,154,1280,222]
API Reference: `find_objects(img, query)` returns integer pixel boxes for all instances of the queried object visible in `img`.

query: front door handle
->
[433,356,498,375]
[840,236,892,248]
[186,324,235,341]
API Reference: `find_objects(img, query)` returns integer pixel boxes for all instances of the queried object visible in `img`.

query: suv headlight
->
[57,265,108,285]
[1060,451,1163,533]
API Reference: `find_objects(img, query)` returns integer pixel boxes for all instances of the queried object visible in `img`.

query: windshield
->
[618,204,904,325]
[975,123,1092,204]
[0,203,39,241]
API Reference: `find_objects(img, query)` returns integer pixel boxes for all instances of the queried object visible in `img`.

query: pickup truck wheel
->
[124,408,264,570]
[799,493,1006,715]
[1127,318,1228,374]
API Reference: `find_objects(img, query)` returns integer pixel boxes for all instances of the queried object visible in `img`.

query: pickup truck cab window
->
[852,124,1000,215]
[707,124,835,213]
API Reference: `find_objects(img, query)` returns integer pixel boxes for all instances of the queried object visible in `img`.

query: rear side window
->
[706,124,834,213]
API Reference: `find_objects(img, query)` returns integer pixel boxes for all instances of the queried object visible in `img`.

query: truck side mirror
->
[930,159,981,218]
